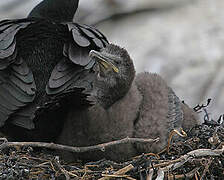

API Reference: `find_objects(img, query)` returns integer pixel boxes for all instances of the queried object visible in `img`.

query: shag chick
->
[56,44,199,162]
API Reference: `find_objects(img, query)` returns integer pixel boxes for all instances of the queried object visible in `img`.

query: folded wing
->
[0,19,36,127]
[46,23,109,106]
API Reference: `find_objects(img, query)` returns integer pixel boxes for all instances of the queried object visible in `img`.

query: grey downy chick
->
[56,44,199,162]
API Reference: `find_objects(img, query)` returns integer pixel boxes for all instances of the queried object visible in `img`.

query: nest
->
[0,101,223,179]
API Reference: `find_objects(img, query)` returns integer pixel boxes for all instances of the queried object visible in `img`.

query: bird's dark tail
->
[28,0,79,22]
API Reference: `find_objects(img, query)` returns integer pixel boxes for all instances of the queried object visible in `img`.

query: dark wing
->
[0,19,36,127]
[46,23,108,106]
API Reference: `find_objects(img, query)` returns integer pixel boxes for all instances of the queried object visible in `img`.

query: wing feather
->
[68,42,91,66]
[46,22,109,106]
[0,19,36,127]
[71,27,91,47]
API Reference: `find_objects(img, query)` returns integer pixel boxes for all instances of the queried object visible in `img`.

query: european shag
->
[0,0,199,162]
[0,0,117,141]
[56,48,199,162]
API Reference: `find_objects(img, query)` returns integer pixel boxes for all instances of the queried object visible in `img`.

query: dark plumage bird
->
[56,47,199,162]
[0,0,114,141]
[0,0,199,162]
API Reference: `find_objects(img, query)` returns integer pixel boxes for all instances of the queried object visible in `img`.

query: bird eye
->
[111,56,122,65]
[114,60,121,65]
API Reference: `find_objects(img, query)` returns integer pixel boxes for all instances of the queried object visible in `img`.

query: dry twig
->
[167,167,200,180]
[159,146,224,172]
[99,164,134,180]
[0,137,159,154]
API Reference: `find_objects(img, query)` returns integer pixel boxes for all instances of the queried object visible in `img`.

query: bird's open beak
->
[89,50,119,73]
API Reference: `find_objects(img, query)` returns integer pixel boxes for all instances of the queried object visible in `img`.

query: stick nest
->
[0,102,223,179]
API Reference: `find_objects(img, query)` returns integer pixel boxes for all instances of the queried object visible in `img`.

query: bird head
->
[89,44,135,108]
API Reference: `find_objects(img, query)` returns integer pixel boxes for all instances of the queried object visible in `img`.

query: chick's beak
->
[89,50,119,73]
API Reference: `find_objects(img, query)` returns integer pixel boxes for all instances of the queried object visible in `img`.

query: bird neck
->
[28,0,79,22]
[95,73,135,109]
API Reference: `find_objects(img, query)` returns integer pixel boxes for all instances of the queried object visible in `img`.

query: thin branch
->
[99,164,134,180]
[155,168,165,180]
[0,137,159,154]
[167,167,200,180]
[199,158,212,180]
[159,146,224,172]
[147,169,154,180]
[53,157,71,180]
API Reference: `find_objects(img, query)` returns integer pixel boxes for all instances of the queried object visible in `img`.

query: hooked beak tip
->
[89,50,98,58]
[89,50,119,73]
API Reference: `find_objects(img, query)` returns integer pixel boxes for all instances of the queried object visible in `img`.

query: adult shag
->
[0,0,199,162]
[0,0,119,141]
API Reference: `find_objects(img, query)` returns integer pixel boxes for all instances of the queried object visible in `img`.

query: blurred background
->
[0,0,223,120]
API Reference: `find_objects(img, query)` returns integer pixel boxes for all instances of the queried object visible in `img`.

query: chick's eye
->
[114,60,121,65]
[113,56,122,65]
